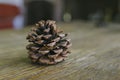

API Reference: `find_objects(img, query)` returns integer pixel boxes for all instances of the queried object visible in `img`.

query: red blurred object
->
[0,4,20,29]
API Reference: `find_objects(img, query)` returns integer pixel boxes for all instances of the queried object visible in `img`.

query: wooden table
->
[0,21,120,80]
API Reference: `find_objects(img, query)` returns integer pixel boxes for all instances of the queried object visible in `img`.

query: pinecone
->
[26,20,72,64]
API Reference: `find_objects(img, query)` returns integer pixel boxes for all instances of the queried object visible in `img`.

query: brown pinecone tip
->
[26,20,72,65]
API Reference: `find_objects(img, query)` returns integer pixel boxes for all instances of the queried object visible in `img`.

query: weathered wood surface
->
[0,22,120,80]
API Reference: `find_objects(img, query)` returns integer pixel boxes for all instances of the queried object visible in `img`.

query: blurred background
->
[0,0,120,30]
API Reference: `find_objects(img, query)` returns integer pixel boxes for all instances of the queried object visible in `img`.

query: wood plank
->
[0,22,120,80]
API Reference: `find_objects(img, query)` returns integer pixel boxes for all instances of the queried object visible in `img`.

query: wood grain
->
[0,22,120,80]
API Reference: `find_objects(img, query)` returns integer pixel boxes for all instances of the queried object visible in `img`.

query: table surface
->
[0,21,120,80]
